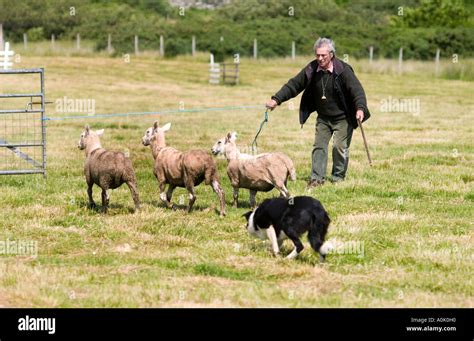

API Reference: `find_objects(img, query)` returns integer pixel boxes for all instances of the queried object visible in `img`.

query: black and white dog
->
[243,196,331,261]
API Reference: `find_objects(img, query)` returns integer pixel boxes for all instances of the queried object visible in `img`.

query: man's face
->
[316,46,332,69]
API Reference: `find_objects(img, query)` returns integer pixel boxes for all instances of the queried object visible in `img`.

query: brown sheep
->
[142,121,225,217]
[211,132,296,208]
[78,126,140,213]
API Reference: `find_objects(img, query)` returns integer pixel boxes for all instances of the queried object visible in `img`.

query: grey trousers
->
[311,115,354,182]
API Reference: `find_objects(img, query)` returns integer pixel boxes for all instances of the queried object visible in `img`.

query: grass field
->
[0,50,473,307]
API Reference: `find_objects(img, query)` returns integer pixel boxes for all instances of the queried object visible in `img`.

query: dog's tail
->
[308,210,331,262]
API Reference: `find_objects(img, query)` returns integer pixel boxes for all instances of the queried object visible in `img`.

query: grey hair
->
[313,37,336,56]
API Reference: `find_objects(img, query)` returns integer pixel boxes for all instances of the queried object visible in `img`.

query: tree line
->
[0,0,473,60]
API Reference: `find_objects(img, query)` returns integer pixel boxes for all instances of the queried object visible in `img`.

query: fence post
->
[51,34,55,49]
[107,34,112,54]
[369,46,373,64]
[398,47,403,74]
[23,33,28,49]
[291,41,295,60]
[0,23,3,49]
[134,35,139,55]
[435,48,440,77]
[160,35,164,57]
[76,33,80,50]
[192,35,196,56]
[253,38,257,59]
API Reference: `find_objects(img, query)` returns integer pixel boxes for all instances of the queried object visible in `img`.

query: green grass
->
[0,53,472,307]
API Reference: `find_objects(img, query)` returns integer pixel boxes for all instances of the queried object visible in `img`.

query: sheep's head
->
[142,121,171,146]
[211,136,226,155]
[78,126,104,150]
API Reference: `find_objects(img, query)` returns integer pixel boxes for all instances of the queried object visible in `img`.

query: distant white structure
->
[209,53,220,84]
[0,42,14,70]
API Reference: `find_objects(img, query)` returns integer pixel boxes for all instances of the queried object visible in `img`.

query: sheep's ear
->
[85,125,90,135]
[153,121,159,129]
[225,132,232,143]
[96,129,104,136]
[161,122,171,132]
[228,131,237,142]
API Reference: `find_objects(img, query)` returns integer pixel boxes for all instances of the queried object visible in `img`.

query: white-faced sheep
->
[77,126,140,213]
[142,121,226,217]
[211,132,296,208]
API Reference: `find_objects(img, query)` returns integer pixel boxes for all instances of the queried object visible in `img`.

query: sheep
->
[211,131,296,208]
[142,121,226,217]
[77,126,140,213]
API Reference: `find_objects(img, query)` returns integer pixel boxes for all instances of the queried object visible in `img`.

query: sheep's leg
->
[166,185,176,203]
[186,186,196,213]
[232,187,239,207]
[101,188,109,213]
[87,183,96,209]
[159,182,172,208]
[211,180,226,217]
[126,181,141,211]
[249,190,257,208]
[276,183,290,198]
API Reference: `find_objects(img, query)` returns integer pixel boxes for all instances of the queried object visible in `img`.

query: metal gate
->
[0,68,46,176]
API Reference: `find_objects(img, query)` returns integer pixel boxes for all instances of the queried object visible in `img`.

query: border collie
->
[243,196,331,261]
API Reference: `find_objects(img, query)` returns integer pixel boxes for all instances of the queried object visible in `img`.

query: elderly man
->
[266,37,370,188]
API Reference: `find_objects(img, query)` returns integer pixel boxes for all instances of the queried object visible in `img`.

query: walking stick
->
[357,119,373,166]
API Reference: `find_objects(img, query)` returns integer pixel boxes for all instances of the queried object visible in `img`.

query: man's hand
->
[266,99,278,111]
[356,109,364,122]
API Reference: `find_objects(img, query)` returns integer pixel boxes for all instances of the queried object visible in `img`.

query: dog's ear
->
[242,211,253,222]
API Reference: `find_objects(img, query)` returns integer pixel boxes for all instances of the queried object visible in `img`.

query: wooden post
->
[192,35,196,56]
[235,62,239,85]
[76,33,80,50]
[369,46,373,64]
[435,48,440,77]
[107,34,112,54]
[160,35,164,57]
[51,34,55,49]
[223,63,226,83]
[134,35,139,55]
[398,47,403,74]
[253,38,257,59]
[0,23,3,49]
[23,33,28,49]
[291,41,295,60]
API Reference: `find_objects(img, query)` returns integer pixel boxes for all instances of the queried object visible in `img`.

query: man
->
[266,37,370,188]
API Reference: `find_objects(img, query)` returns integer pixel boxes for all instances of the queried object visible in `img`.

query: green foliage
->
[26,27,45,42]
[392,0,470,28]
[1,0,473,59]
[0,0,83,40]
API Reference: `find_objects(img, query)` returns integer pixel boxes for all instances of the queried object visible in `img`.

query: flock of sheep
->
[77,121,296,215]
